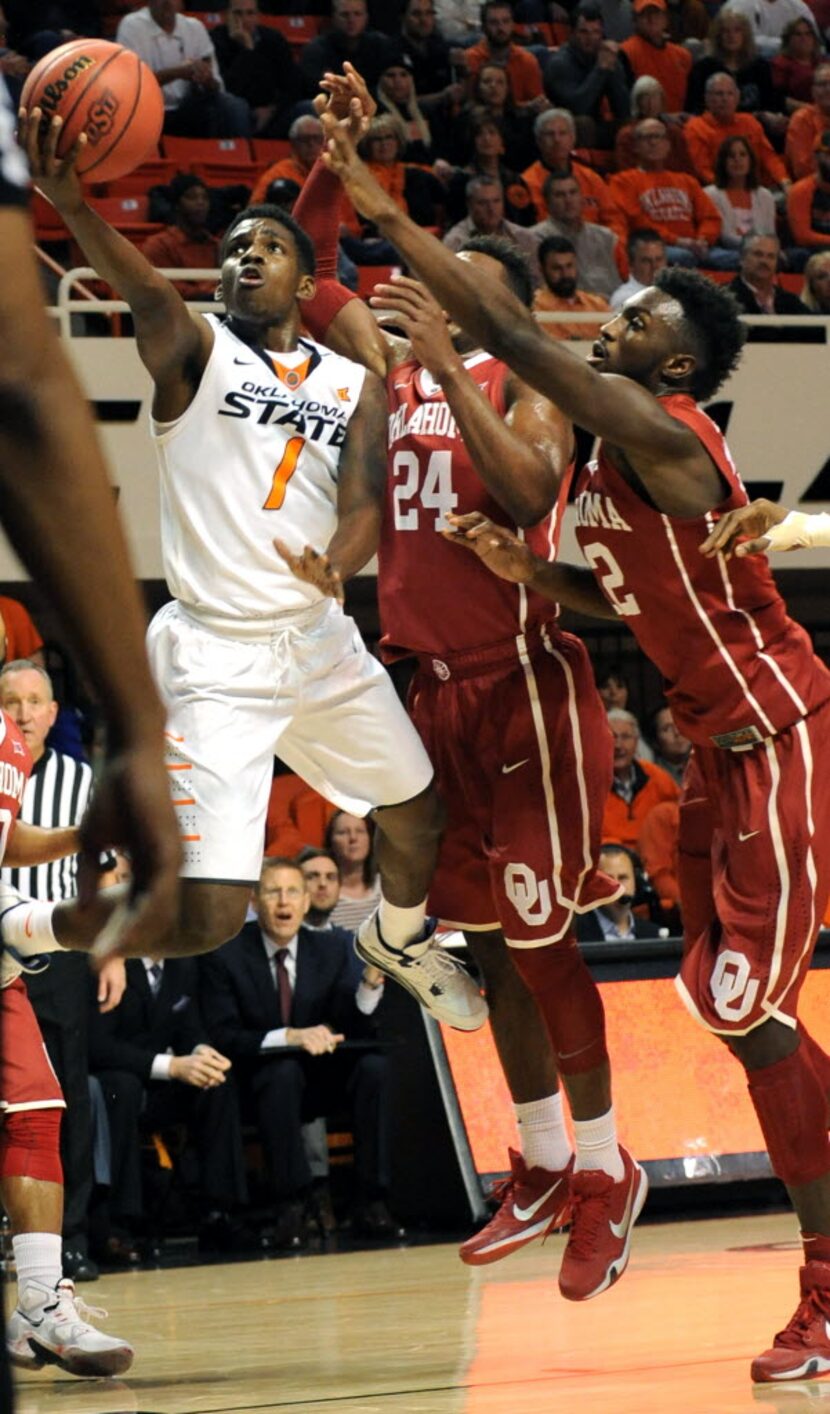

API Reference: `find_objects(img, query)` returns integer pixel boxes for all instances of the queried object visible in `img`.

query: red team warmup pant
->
[409,626,620,1076]
[0,979,65,1184]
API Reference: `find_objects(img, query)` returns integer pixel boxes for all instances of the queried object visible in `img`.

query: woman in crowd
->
[703,134,777,266]
[341,114,443,262]
[686,8,777,114]
[456,61,535,169]
[771,16,827,112]
[439,109,535,225]
[325,812,381,931]
[801,249,830,310]
[614,76,690,172]
[376,53,437,164]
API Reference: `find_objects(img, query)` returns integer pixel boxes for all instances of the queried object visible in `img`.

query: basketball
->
[20,39,164,183]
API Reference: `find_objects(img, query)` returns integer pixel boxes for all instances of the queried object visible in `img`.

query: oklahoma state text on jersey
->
[574,392,830,747]
[151,316,367,622]
[379,351,572,658]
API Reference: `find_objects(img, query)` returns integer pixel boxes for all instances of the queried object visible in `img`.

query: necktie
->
[148,963,163,996]
[275,949,292,1027]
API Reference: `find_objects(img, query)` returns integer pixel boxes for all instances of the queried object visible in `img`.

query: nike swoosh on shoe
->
[609,1173,637,1239]
[513,1179,563,1223]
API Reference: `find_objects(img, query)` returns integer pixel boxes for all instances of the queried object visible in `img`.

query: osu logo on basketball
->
[85,89,119,146]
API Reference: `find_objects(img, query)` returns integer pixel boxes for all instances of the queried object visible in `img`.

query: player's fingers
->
[60,131,86,175]
[273,536,298,567]
[735,535,772,557]
[44,113,63,167]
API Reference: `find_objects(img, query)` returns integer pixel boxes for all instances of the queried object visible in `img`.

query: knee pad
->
[0,1107,63,1184]
[747,1042,830,1187]
[508,938,608,1076]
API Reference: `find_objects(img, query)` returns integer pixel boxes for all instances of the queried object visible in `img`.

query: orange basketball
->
[21,39,164,183]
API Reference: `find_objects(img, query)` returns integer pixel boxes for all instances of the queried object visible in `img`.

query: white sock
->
[2,900,63,956]
[378,897,427,952]
[572,1106,624,1181]
[515,1093,572,1172]
[13,1232,62,1300]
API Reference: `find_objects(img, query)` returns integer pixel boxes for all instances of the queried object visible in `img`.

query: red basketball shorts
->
[0,979,65,1113]
[409,626,619,945]
[676,697,830,1035]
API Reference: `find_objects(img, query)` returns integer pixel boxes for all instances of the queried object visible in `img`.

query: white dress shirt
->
[116,8,224,110]
[259,930,383,1052]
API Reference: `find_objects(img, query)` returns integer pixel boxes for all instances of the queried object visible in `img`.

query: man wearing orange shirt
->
[465,0,546,109]
[142,175,220,298]
[608,118,721,264]
[786,130,830,250]
[684,72,788,188]
[602,709,680,853]
[251,114,360,232]
[620,0,692,115]
[785,63,830,179]
[533,235,610,338]
[521,108,617,224]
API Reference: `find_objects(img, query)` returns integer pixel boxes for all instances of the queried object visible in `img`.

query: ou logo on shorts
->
[504,862,552,926]
[710,949,760,1023]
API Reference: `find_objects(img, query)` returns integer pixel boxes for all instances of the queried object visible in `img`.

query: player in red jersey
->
[293,74,647,1291]
[321,95,830,1379]
[701,500,830,558]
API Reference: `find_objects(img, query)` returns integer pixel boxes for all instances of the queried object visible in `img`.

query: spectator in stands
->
[614,75,692,172]
[142,175,220,298]
[543,1,631,147]
[787,126,830,249]
[297,847,343,928]
[211,0,302,138]
[608,117,722,264]
[686,9,777,115]
[300,0,394,96]
[0,5,29,103]
[786,61,830,176]
[89,957,248,1257]
[620,0,693,115]
[575,844,663,941]
[325,811,382,931]
[533,234,610,337]
[771,15,826,112]
[684,71,789,187]
[597,662,630,711]
[649,703,691,784]
[458,60,536,167]
[401,0,465,114]
[464,0,548,110]
[358,114,444,226]
[801,246,830,305]
[522,107,618,223]
[440,110,536,225]
[637,800,681,919]
[530,170,623,295]
[703,134,778,266]
[729,230,810,309]
[251,114,325,203]
[602,707,680,851]
[443,173,541,272]
[433,0,483,44]
[200,858,395,1246]
[665,0,710,46]
[117,0,252,138]
[0,661,120,1281]
[377,52,435,162]
[727,0,820,58]
[610,225,667,304]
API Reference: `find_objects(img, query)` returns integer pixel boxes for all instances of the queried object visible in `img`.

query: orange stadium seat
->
[259,14,324,46]
[183,9,222,25]
[96,160,178,197]
[251,139,293,166]
[161,137,254,170]
[31,191,69,243]
[87,195,164,240]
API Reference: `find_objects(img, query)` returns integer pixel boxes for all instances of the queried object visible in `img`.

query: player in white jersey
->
[700,500,830,558]
[15,110,486,1032]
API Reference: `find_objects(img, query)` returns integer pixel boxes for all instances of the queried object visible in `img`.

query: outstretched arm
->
[445,514,619,620]
[21,111,210,419]
[700,501,830,558]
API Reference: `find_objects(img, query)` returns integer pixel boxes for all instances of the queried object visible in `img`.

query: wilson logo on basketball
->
[85,90,120,144]
[38,54,95,119]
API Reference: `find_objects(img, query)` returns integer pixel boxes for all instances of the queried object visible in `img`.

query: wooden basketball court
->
[9,1211,829,1414]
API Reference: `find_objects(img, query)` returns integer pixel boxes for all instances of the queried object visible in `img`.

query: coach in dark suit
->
[88,957,247,1249]
[729,235,809,316]
[200,856,393,1246]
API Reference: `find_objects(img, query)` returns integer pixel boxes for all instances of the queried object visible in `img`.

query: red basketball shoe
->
[751,1262,830,1383]
[558,1145,648,1301]
[459,1148,572,1266]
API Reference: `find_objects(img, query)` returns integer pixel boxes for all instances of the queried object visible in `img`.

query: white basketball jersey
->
[152,315,367,621]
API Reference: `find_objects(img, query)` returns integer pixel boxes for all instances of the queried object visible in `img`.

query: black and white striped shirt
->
[0,748,92,900]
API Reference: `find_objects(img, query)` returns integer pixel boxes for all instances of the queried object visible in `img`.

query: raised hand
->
[699,498,788,559]
[315,61,376,143]
[274,538,345,604]
[18,107,85,213]
[443,513,536,583]
[370,277,458,378]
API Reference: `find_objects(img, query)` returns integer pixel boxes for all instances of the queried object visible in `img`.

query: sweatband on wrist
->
[765,510,830,552]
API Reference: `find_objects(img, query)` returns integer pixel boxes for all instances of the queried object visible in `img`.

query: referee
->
[0,659,118,1282]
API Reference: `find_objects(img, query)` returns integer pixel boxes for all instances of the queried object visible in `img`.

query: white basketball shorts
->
[146,598,434,882]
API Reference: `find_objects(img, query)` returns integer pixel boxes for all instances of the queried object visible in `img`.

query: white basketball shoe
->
[355,913,488,1031]
[7,1278,134,1377]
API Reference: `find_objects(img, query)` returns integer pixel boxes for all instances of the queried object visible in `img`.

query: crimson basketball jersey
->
[574,393,830,747]
[0,710,31,863]
[379,351,571,658]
